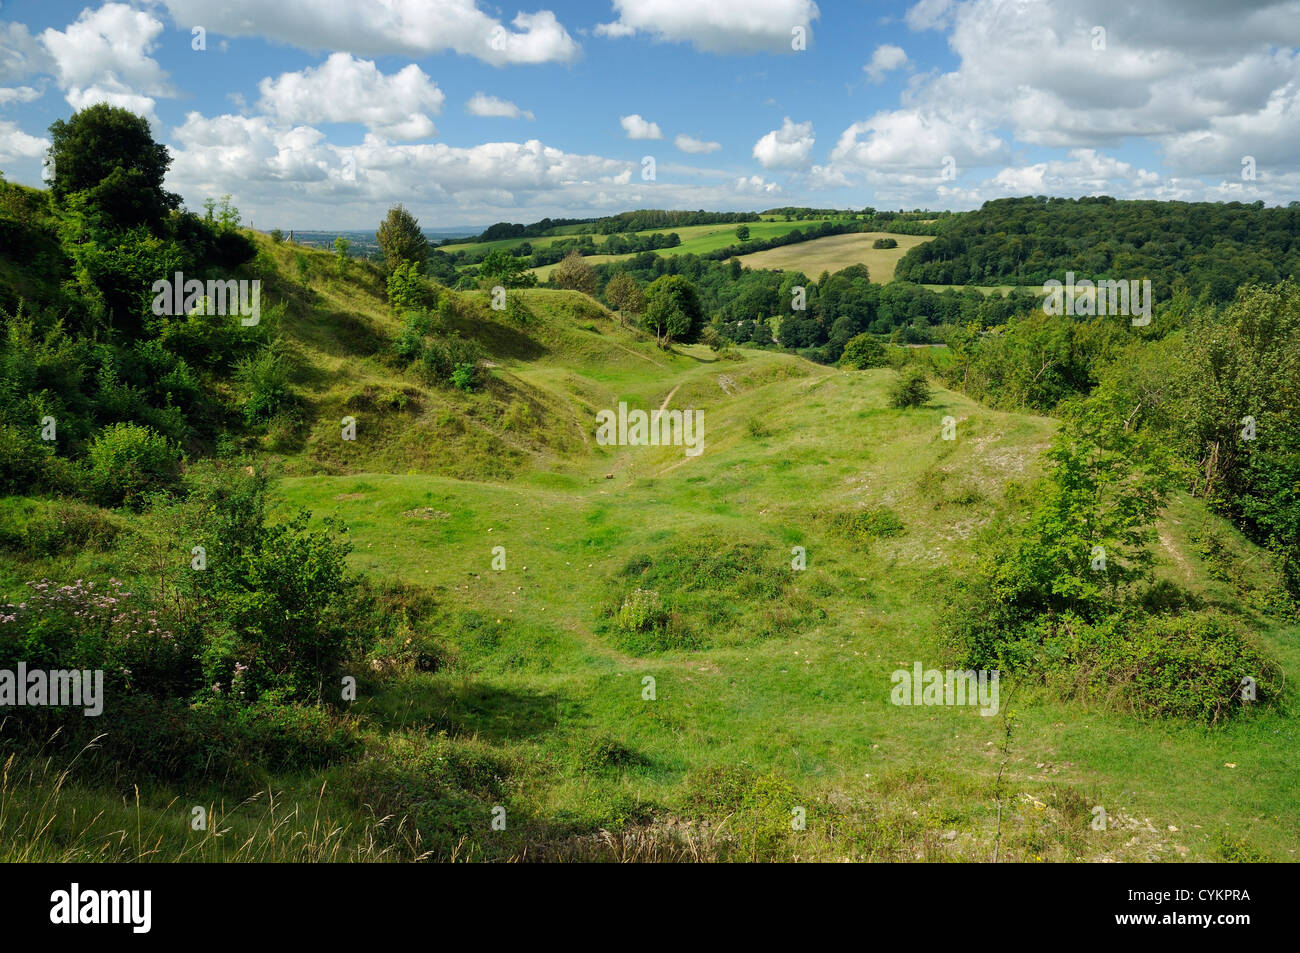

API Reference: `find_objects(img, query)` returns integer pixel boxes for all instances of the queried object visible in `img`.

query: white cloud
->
[752,117,814,169]
[39,3,173,124]
[466,92,534,120]
[864,44,908,83]
[160,0,579,66]
[163,111,770,226]
[258,54,445,140]
[0,22,50,82]
[0,85,40,105]
[0,119,47,163]
[620,113,662,139]
[735,174,781,194]
[905,0,953,32]
[830,109,1005,169]
[596,0,820,54]
[674,134,721,154]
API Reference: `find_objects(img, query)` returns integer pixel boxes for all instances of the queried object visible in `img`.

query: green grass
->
[438,218,859,277]
[4,232,1296,862]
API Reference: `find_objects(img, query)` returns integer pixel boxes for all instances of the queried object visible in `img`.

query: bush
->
[85,422,180,507]
[872,237,898,249]
[421,334,484,389]
[888,368,931,408]
[961,609,1280,724]
[839,333,888,369]
[0,425,67,495]
[234,345,293,424]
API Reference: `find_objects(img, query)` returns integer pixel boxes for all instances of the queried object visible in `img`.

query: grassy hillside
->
[3,225,1295,863]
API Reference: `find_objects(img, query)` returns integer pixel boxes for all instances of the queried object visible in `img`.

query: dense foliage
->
[895,195,1300,300]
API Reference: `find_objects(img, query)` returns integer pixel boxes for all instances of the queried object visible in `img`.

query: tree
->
[550,250,597,295]
[840,333,888,369]
[47,104,180,230]
[478,250,537,288]
[644,275,705,346]
[377,204,428,274]
[333,236,351,274]
[736,224,751,241]
[604,272,644,326]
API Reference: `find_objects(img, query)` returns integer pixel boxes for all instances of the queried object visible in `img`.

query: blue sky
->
[1,0,1297,228]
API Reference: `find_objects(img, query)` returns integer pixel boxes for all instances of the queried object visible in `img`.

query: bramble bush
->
[85,422,181,508]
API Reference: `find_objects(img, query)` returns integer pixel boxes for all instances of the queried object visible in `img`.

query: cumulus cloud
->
[258,54,445,140]
[735,174,781,194]
[39,2,173,123]
[674,134,721,154]
[163,110,767,226]
[752,117,814,169]
[0,85,40,105]
[466,92,534,120]
[0,119,47,163]
[596,0,820,54]
[160,0,579,65]
[905,0,954,32]
[0,22,50,82]
[620,113,662,139]
[864,44,908,83]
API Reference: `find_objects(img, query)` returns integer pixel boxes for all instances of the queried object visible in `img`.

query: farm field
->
[738,231,934,281]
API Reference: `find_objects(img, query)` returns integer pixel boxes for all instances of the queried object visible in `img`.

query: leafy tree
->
[604,272,644,326]
[644,274,705,345]
[550,250,597,295]
[203,194,240,229]
[386,260,428,313]
[736,224,751,241]
[478,249,537,288]
[376,204,428,274]
[949,394,1180,669]
[269,228,284,243]
[47,104,180,230]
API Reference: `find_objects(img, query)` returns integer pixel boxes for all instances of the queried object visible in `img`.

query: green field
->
[439,217,858,276]
[4,233,1295,863]
[737,231,934,281]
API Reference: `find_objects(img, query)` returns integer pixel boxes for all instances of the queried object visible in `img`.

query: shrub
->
[872,237,898,249]
[839,333,888,369]
[450,363,478,392]
[85,422,180,507]
[387,259,433,313]
[888,368,931,408]
[393,310,433,362]
[826,506,905,544]
[234,345,293,424]
[0,425,66,495]
[421,334,484,389]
